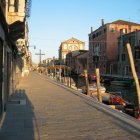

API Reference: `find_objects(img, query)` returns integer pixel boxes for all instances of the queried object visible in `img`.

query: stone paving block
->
[0,72,140,139]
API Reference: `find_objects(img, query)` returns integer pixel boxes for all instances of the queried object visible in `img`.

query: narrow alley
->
[0,72,140,140]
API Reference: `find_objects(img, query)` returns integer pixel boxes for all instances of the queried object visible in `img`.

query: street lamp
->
[28,45,36,49]
[27,45,36,68]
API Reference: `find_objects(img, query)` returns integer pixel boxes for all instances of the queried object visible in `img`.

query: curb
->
[39,73,140,131]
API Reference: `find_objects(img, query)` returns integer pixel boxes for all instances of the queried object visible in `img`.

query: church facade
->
[58,37,85,65]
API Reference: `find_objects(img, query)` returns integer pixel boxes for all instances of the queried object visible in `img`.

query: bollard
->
[64,66,66,84]
[59,66,62,82]
[96,68,102,102]
[66,67,68,85]
[54,67,56,79]
[127,43,140,112]
[84,70,90,96]
[69,69,71,87]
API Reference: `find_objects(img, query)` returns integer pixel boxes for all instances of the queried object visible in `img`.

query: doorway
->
[0,39,3,114]
[6,52,11,101]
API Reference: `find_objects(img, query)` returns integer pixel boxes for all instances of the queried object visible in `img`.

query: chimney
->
[91,27,93,33]
[102,19,104,26]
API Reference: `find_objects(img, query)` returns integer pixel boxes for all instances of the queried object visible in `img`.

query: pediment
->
[62,37,84,44]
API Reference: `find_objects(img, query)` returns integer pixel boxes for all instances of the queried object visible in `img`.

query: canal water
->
[104,84,138,106]
[72,76,138,107]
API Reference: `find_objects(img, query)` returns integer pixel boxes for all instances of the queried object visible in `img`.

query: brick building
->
[66,50,88,74]
[118,30,140,79]
[88,19,140,75]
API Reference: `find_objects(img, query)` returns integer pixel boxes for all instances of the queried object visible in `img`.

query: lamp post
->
[28,45,36,49]
[27,45,36,69]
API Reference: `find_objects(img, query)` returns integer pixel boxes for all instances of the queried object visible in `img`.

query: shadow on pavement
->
[0,89,40,140]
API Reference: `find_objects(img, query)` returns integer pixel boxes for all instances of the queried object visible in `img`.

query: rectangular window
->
[93,34,96,39]
[125,29,127,33]
[93,46,94,53]
[120,29,123,35]
[121,54,125,61]
[120,28,127,35]
[99,43,101,52]
[8,0,10,11]
[125,65,129,75]
[110,28,115,32]
[135,50,140,60]
[14,0,19,12]
[123,41,126,51]
[104,28,106,33]
[118,55,120,61]
[96,33,98,37]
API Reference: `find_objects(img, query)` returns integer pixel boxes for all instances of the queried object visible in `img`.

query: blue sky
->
[28,0,140,63]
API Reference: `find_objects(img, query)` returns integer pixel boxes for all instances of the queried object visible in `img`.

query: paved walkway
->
[0,72,140,140]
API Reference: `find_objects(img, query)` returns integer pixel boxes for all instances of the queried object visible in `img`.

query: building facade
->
[0,0,31,116]
[76,51,89,74]
[42,57,59,67]
[66,50,88,74]
[88,19,140,75]
[8,0,30,78]
[58,37,85,65]
[0,2,8,114]
[118,30,140,79]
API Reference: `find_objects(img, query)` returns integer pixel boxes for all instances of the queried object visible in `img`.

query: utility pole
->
[35,49,45,64]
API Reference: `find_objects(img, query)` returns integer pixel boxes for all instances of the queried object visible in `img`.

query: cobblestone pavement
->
[0,72,140,140]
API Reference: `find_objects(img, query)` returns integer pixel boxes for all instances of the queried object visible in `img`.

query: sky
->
[28,0,140,63]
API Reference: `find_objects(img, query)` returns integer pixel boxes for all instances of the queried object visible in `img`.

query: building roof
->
[76,51,89,57]
[111,20,140,26]
[89,19,140,35]
[68,50,88,57]
[61,37,85,44]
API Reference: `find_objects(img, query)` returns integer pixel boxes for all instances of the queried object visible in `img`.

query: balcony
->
[9,20,25,41]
